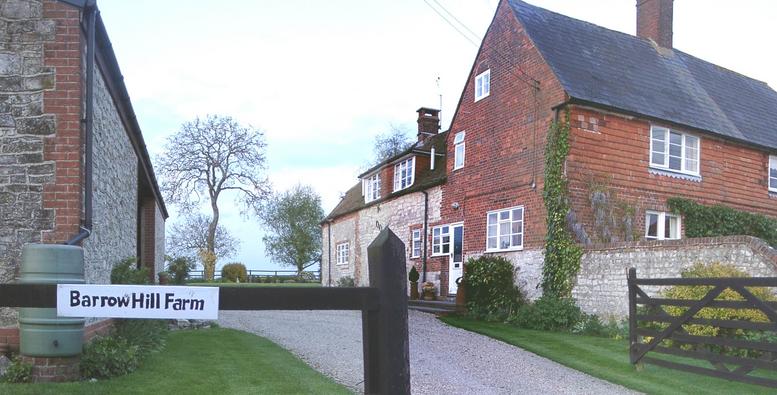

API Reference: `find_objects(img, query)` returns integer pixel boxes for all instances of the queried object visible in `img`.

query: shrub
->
[166,255,195,285]
[110,257,149,285]
[408,266,420,282]
[508,296,582,331]
[80,336,140,379]
[336,276,355,287]
[668,198,777,248]
[297,271,316,282]
[114,319,168,354]
[464,256,523,320]
[1,357,32,383]
[573,315,629,339]
[221,263,248,283]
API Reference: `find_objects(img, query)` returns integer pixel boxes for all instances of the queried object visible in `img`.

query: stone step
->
[408,305,456,315]
[408,299,458,316]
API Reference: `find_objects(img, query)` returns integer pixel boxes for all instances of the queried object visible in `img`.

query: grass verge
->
[440,315,774,395]
[0,328,348,395]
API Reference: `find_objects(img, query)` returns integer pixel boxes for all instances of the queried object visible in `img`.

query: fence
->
[188,269,320,282]
[0,228,410,394]
[628,267,777,388]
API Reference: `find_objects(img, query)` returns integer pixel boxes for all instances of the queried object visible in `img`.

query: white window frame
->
[411,229,421,258]
[644,211,681,241]
[454,131,466,170]
[485,206,524,252]
[335,242,349,266]
[649,126,700,176]
[769,155,777,193]
[474,69,490,102]
[431,225,451,256]
[393,157,415,192]
[363,173,380,203]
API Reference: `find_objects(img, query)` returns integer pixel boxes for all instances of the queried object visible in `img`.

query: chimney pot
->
[636,0,673,48]
[416,107,440,142]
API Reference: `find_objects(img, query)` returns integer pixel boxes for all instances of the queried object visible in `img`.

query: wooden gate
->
[0,228,410,394]
[628,268,777,387]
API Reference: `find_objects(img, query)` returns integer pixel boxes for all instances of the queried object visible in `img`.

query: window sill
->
[648,167,701,182]
[430,253,450,258]
[392,185,413,193]
[335,263,349,267]
[484,247,524,253]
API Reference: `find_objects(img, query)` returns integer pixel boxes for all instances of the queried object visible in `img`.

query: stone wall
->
[321,212,357,286]
[573,236,777,318]
[82,67,137,286]
[0,0,58,326]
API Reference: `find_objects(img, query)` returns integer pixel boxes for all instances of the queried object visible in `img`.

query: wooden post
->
[628,267,639,365]
[362,228,411,395]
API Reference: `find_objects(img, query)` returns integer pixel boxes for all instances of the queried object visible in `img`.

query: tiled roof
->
[509,0,777,151]
[323,131,448,222]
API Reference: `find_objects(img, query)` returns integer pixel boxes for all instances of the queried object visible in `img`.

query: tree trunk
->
[205,201,219,281]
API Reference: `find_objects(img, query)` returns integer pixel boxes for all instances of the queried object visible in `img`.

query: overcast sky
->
[96,0,777,271]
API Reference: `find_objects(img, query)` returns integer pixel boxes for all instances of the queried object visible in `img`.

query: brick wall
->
[566,105,777,244]
[574,236,777,318]
[432,1,566,295]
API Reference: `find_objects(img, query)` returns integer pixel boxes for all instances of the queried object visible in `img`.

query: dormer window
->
[769,155,777,192]
[393,157,415,192]
[454,131,466,170]
[475,69,490,102]
[363,173,380,203]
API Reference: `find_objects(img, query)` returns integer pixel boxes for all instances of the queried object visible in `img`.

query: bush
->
[110,257,149,285]
[668,198,777,248]
[166,255,195,285]
[408,266,420,282]
[336,276,355,287]
[80,336,140,379]
[114,319,168,354]
[221,263,248,283]
[1,357,32,383]
[573,315,629,339]
[508,296,582,331]
[297,271,316,282]
[464,256,523,320]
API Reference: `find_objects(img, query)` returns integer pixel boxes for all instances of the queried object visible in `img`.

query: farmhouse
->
[321,0,777,315]
[0,0,167,357]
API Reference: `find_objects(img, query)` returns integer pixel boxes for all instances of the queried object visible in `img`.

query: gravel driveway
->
[219,310,636,394]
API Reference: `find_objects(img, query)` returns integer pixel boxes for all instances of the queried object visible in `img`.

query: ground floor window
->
[411,229,422,258]
[645,211,680,240]
[486,206,524,251]
[336,242,349,265]
[432,225,450,255]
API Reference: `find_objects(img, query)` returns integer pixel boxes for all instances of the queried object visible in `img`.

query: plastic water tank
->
[18,244,85,357]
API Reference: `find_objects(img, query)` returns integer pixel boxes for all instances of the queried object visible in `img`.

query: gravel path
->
[219,310,637,394]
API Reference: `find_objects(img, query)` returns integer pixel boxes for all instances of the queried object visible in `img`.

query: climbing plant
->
[541,112,583,298]
[668,198,777,248]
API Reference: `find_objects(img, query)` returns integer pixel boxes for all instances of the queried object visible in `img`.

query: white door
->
[448,224,463,295]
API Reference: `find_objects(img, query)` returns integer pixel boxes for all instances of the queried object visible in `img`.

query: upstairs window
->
[363,173,380,203]
[645,211,680,240]
[770,155,777,192]
[486,206,523,251]
[393,157,415,192]
[649,126,700,175]
[474,69,490,102]
[411,229,421,258]
[336,242,349,265]
[454,131,466,170]
[432,225,450,256]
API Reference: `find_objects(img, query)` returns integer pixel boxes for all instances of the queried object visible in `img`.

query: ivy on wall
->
[541,112,582,298]
[668,198,777,248]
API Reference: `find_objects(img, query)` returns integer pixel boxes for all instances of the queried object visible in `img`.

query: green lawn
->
[188,282,321,287]
[0,328,349,395]
[440,315,774,395]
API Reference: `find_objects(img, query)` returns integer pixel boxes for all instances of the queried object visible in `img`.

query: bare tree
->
[157,115,269,280]
[370,125,414,166]
[166,213,239,276]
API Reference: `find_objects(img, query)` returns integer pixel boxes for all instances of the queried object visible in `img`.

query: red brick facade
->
[41,0,83,243]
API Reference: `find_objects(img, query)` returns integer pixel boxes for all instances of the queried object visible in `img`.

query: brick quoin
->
[41,0,83,244]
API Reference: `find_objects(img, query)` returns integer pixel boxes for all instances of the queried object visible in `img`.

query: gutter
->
[327,221,332,287]
[66,0,97,245]
[421,191,429,283]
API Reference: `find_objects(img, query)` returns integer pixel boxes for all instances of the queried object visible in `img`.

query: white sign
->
[57,284,219,320]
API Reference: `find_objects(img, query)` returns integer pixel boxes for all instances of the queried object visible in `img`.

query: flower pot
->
[410,281,419,300]
[158,272,169,285]
[455,277,466,313]
[422,282,436,301]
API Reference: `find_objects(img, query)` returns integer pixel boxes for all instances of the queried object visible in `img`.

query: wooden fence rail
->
[0,228,409,394]
[628,267,777,388]
[188,269,320,282]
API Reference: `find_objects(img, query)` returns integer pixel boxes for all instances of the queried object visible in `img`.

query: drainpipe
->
[327,221,332,287]
[421,191,429,283]
[66,1,97,245]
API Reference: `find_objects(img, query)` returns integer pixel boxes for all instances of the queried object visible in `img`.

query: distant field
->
[188,282,321,287]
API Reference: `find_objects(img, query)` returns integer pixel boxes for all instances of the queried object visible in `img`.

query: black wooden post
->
[627,267,638,365]
[362,227,411,395]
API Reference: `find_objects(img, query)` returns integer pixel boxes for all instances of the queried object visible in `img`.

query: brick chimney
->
[416,107,440,142]
[636,0,673,48]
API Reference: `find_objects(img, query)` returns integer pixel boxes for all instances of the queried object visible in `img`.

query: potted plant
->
[408,266,420,300]
[422,281,436,301]
[158,271,170,285]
